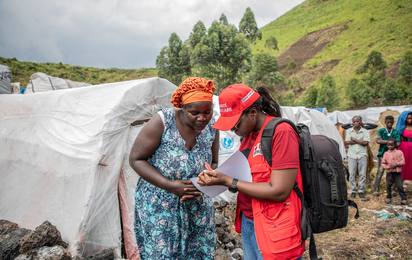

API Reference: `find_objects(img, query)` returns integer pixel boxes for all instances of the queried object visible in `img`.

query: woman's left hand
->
[197,170,231,187]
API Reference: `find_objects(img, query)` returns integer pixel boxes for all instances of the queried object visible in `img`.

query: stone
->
[72,255,85,260]
[231,248,243,260]
[19,221,68,255]
[223,203,236,224]
[219,200,228,208]
[18,245,71,260]
[225,242,234,251]
[85,248,114,260]
[222,232,234,244]
[215,213,226,227]
[376,248,388,256]
[214,247,229,260]
[0,219,19,237]
[0,228,31,260]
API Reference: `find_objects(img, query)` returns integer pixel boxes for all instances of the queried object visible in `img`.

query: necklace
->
[386,128,393,137]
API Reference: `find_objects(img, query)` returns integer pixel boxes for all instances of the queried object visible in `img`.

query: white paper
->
[191,151,251,198]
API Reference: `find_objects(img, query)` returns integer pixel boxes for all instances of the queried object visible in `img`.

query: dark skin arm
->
[197,168,297,202]
[345,137,368,146]
[129,113,201,201]
[376,136,400,147]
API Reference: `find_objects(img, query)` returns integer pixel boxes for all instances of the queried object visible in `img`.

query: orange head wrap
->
[170,77,215,108]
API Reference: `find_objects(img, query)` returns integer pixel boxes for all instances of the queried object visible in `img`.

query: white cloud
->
[0,0,305,69]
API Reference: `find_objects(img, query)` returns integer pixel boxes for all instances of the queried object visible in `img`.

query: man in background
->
[345,116,370,199]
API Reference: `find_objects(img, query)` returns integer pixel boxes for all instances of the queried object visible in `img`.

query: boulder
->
[19,221,68,255]
[0,228,31,260]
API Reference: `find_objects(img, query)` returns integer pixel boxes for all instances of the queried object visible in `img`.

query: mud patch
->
[277,21,352,68]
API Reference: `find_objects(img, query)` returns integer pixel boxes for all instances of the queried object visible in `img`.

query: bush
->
[316,75,339,110]
[346,78,374,108]
[302,85,318,108]
[265,36,279,50]
[380,78,405,105]
[397,50,412,87]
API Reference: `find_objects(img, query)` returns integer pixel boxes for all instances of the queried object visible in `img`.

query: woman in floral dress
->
[129,77,219,259]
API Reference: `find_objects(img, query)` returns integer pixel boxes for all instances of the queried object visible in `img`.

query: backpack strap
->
[293,183,321,260]
[318,158,338,202]
[261,118,299,167]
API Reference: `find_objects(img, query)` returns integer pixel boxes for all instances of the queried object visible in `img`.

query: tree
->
[301,85,318,108]
[156,33,191,85]
[380,78,405,105]
[278,93,296,106]
[346,78,374,108]
[239,7,262,44]
[245,52,283,89]
[191,20,252,92]
[315,75,339,110]
[219,13,229,26]
[189,21,206,51]
[397,50,412,87]
[265,36,278,50]
[356,50,387,75]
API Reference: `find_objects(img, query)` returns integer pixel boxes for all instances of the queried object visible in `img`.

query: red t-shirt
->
[238,120,300,220]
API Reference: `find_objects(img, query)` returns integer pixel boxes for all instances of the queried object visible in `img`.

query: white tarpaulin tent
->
[0,77,177,259]
[328,105,412,124]
[24,72,92,93]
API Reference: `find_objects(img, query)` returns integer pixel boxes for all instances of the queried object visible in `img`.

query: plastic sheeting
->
[25,72,92,94]
[0,77,176,258]
[0,64,12,94]
[330,106,412,124]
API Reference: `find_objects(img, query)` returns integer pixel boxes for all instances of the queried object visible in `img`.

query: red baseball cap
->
[213,84,260,131]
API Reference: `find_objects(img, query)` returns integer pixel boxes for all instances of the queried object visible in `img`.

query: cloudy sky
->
[0,0,305,69]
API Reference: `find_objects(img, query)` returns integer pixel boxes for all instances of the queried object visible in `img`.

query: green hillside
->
[254,0,412,109]
[0,57,158,88]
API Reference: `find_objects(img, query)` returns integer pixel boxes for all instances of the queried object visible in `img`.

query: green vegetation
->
[245,52,283,90]
[255,0,412,109]
[0,57,157,88]
[157,8,258,93]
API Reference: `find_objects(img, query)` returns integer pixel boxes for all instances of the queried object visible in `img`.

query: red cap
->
[213,84,260,131]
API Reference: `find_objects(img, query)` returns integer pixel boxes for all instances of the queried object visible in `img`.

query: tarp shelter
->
[0,77,177,259]
[0,64,12,94]
[25,72,92,93]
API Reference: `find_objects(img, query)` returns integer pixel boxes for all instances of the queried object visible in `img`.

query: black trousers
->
[386,172,407,200]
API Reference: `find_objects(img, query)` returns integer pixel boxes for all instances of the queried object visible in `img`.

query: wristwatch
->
[228,178,239,193]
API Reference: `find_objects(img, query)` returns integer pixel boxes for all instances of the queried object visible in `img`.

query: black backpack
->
[260,118,359,260]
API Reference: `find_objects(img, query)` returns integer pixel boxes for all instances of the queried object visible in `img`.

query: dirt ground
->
[301,173,412,260]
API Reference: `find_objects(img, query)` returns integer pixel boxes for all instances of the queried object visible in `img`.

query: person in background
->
[198,84,304,260]
[396,111,412,182]
[381,138,407,204]
[345,116,370,199]
[374,116,401,196]
[129,77,219,259]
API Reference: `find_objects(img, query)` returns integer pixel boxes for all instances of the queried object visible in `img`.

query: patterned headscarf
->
[171,77,215,108]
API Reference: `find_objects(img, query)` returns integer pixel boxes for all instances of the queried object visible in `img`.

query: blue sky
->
[0,0,305,69]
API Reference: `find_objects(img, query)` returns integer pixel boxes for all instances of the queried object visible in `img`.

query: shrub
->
[380,78,405,105]
[346,78,374,108]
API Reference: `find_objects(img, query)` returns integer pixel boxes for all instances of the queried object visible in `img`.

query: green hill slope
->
[0,57,158,88]
[254,0,412,109]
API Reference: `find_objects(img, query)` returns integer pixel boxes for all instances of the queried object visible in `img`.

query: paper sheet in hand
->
[191,151,251,198]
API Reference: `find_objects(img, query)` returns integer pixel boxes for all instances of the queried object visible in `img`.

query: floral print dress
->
[134,108,216,259]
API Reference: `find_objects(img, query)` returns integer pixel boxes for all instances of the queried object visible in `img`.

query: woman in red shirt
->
[198,84,304,260]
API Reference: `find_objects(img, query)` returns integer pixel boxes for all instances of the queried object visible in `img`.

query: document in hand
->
[191,151,252,198]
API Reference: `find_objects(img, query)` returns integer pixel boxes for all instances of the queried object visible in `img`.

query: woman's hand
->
[167,180,202,201]
[197,170,231,187]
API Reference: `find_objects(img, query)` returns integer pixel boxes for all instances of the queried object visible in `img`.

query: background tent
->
[24,72,92,93]
[0,64,12,94]
[0,77,176,258]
